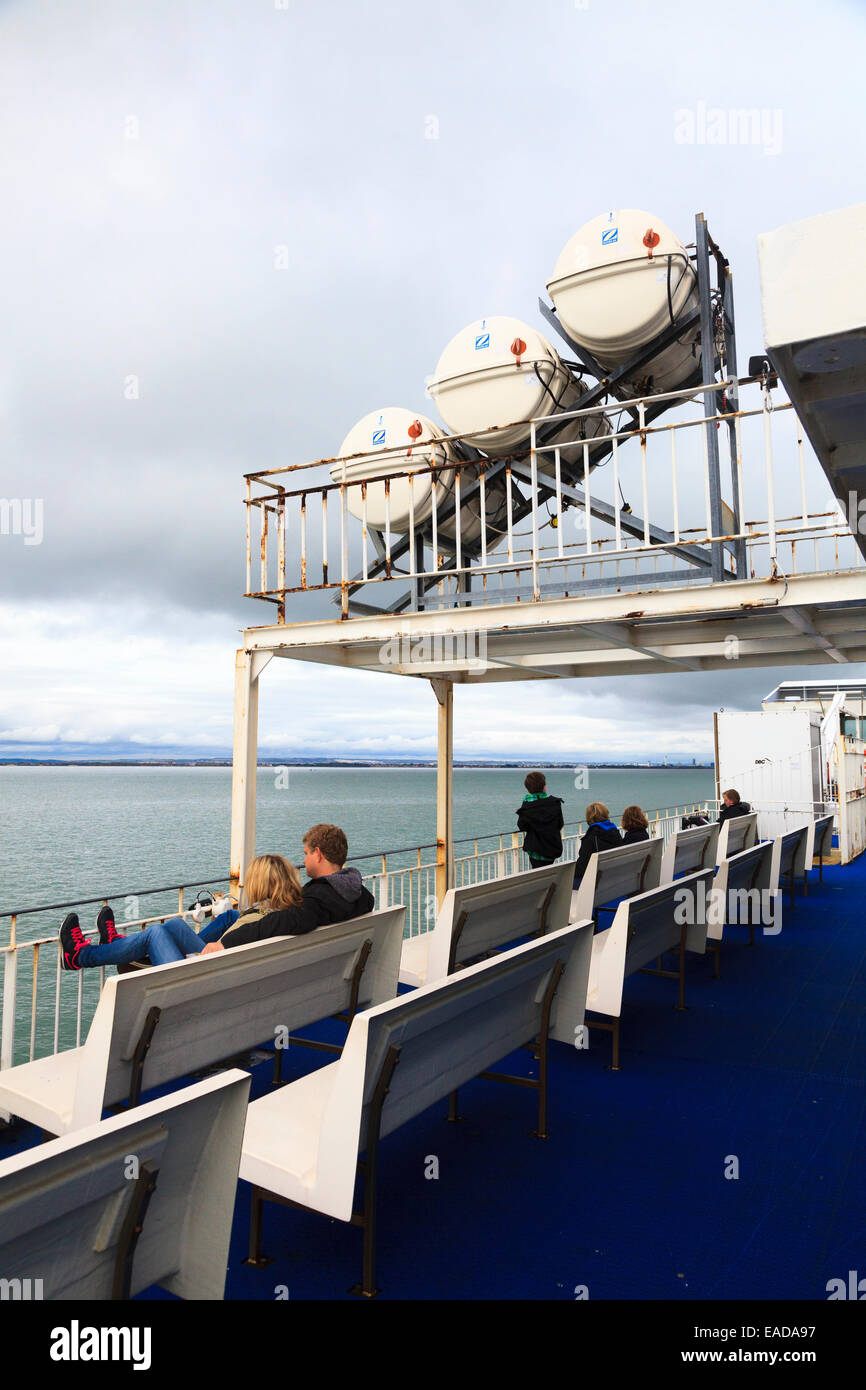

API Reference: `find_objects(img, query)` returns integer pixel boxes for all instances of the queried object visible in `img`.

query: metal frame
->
[244,957,566,1297]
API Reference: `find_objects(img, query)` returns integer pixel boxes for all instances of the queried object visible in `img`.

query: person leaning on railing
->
[516,771,564,869]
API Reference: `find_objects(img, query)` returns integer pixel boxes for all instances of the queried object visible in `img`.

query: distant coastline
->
[0,758,714,770]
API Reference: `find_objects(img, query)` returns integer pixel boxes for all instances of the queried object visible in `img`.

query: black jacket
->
[573,820,623,885]
[622,827,650,844]
[516,794,564,861]
[221,867,375,948]
[718,799,751,826]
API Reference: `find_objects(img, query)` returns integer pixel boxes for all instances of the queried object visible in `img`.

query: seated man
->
[204,823,374,953]
[717,788,752,826]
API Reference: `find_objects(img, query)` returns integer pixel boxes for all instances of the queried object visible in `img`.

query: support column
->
[696,212,725,584]
[836,730,850,865]
[230,649,273,902]
[431,678,454,909]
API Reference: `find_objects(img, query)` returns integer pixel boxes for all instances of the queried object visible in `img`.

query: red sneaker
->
[96,905,125,945]
[59,913,86,970]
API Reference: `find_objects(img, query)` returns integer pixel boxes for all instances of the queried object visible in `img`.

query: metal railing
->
[0,801,717,1077]
[243,378,863,618]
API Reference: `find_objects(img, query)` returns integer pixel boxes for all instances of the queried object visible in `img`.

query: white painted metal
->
[711,841,778,943]
[716,813,759,863]
[585,869,713,1021]
[715,709,824,842]
[0,1071,250,1301]
[0,910,405,1135]
[758,203,866,561]
[547,209,701,391]
[240,921,594,1225]
[400,861,575,987]
[659,820,720,884]
[230,648,272,899]
[569,837,663,923]
[428,315,608,457]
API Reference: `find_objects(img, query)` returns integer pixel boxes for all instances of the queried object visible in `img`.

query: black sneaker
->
[96,905,124,946]
[59,913,86,971]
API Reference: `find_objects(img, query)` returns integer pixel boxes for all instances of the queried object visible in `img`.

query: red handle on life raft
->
[643,228,660,258]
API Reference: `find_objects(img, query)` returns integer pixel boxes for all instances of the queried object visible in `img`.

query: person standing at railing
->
[516,771,564,869]
[572,802,623,887]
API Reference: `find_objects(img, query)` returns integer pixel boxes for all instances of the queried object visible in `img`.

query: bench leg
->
[272,1049,283,1087]
[446,1089,464,1123]
[243,1187,273,1269]
[350,1163,380,1299]
[349,1046,401,1298]
[711,940,721,979]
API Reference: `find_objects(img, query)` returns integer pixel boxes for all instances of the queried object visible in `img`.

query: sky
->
[1,0,864,762]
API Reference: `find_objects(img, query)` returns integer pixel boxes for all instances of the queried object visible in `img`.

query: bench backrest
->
[660,822,720,883]
[587,868,715,1018]
[773,824,810,880]
[424,862,575,983]
[71,907,405,1129]
[716,812,759,863]
[807,813,835,866]
[570,838,664,922]
[710,842,777,941]
[0,1071,249,1300]
[314,920,594,1220]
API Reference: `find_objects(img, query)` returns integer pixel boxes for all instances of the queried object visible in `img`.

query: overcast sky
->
[1,0,864,761]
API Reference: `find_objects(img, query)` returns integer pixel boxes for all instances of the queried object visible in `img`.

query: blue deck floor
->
[4,855,864,1302]
[221,854,866,1301]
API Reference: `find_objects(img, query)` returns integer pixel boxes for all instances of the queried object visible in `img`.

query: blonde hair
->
[585,802,609,824]
[622,805,648,832]
[242,854,302,913]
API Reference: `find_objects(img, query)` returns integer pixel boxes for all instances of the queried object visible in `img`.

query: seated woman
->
[59,854,302,972]
[621,805,650,843]
[572,801,623,887]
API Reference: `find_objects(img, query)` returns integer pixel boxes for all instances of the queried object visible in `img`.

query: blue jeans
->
[77,909,239,969]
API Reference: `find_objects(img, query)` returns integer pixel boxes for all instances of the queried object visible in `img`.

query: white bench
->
[710,841,778,954]
[584,868,715,1068]
[570,838,664,925]
[240,919,594,1297]
[660,822,720,884]
[772,824,811,908]
[716,812,759,863]
[0,1070,249,1300]
[398,862,574,987]
[0,907,405,1137]
[806,813,835,883]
